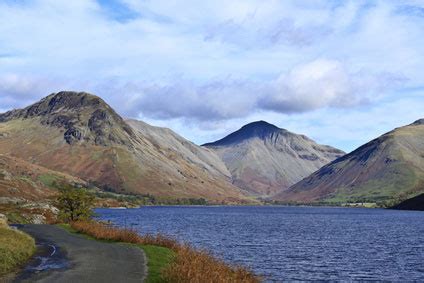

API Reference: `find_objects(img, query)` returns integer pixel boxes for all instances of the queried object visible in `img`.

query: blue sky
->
[0,0,423,152]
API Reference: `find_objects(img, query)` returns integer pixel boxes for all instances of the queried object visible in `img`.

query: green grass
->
[0,227,35,275]
[0,204,36,224]
[323,166,418,204]
[37,173,59,188]
[4,211,29,224]
[57,224,175,282]
[90,151,104,161]
[57,223,76,234]
[19,176,38,188]
[138,245,175,283]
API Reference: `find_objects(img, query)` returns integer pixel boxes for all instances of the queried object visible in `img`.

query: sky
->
[0,0,423,152]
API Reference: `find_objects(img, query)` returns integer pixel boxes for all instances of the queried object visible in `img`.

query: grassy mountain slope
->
[0,154,84,202]
[392,193,424,211]
[0,154,87,223]
[275,119,424,204]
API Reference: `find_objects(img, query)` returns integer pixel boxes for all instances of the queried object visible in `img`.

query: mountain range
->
[0,92,248,204]
[0,91,423,211]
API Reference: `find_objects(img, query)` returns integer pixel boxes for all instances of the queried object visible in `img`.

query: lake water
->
[96,206,424,281]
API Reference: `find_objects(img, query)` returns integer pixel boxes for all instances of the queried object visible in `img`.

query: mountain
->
[126,119,231,178]
[0,91,250,204]
[275,119,424,204]
[203,121,345,196]
[0,91,135,146]
[392,194,424,211]
[124,119,248,202]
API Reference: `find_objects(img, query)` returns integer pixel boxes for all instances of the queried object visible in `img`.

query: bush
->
[57,184,95,223]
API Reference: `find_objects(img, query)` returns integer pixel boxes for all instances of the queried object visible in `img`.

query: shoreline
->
[95,203,386,209]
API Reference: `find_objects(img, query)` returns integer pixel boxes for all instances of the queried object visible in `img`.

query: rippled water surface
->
[96,206,424,281]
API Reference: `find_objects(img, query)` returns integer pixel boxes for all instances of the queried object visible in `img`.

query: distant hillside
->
[0,154,83,202]
[275,119,424,204]
[0,92,251,204]
[0,154,86,223]
[392,194,424,211]
[204,121,344,196]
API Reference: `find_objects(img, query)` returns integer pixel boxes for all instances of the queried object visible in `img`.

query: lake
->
[95,206,424,281]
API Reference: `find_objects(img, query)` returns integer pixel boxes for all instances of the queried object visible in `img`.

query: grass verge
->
[139,245,175,283]
[69,221,260,283]
[0,226,35,276]
[58,223,175,283]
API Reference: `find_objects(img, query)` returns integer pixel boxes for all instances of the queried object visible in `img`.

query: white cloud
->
[88,58,403,123]
[0,0,423,151]
[260,59,406,113]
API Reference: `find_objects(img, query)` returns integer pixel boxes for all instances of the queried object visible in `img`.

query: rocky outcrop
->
[0,91,135,146]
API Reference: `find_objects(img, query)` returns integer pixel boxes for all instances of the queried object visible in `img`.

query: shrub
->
[57,184,95,223]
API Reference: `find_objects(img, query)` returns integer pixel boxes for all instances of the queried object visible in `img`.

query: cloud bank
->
[98,58,404,122]
[0,0,423,150]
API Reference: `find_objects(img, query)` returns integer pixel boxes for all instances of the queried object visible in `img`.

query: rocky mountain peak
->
[203,121,285,147]
[44,91,105,111]
[0,91,135,146]
[0,92,106,120]
[240,120,281,135]
[203,120,344,196]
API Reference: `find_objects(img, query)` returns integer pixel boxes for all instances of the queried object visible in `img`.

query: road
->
[14,224,146,283]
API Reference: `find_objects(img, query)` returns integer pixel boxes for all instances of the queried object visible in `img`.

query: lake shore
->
[96,205,424,281]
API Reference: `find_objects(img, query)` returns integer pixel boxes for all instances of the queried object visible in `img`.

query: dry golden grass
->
[70,221,260,283]
[162,244,260,283]
[70,221,141,243]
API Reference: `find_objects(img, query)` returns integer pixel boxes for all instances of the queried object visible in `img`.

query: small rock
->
[0,196,26,204]
[32,214,46,224]
[24,214,46,224]
[0,213,8,227]
[0,169,12,181]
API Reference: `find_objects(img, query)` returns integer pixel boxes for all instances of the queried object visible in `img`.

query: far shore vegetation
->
[265,193,417,209]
